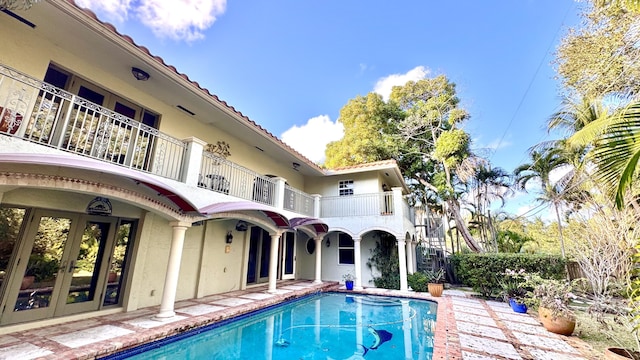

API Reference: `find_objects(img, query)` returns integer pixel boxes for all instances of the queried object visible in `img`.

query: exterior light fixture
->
[225,231,233,244]
[131,67,150,81]
[292,162,300,171]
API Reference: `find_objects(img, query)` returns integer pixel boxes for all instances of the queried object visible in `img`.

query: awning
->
[0,153,199,213]
[289,217,328,234]
[199,201,290,228]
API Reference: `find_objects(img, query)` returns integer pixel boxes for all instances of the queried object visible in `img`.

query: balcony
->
[199,152,315,216]
[321,192,395,218]
[0,65,186,181]
[0,63,410,224]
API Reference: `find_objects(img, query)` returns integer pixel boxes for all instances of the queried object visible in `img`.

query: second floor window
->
[339,180,354,196]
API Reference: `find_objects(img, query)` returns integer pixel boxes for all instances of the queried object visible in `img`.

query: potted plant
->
[342,273,355,290]
[426,268,445,297]
[499,268,531,313]
[23,254,59,289]
[527,276,577,336]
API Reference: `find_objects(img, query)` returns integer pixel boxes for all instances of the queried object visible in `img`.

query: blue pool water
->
[108,293,437,360]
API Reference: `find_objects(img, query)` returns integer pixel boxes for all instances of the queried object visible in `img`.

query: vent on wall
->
[176,105,195,116]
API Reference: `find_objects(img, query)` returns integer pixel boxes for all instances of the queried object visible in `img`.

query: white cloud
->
[136,0,226,42]
[281,115,344,164]
[373,66,430,101]
[76,0,226,42]
[76,0,132,22]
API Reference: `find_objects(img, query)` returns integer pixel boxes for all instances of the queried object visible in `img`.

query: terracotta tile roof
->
[330,159,398,171]
[66,0,322,173]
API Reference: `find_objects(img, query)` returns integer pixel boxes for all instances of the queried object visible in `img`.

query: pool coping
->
[102,290,441,359]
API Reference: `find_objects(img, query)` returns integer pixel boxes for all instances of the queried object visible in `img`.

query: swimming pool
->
[107,292,437,360]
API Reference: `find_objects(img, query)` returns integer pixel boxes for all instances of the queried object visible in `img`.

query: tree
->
[570,102,640,209]
[390,76,483,252]
[324,93,401,168]
[514,148,571,257]
[555,1,640,99]
[324,75,485,252]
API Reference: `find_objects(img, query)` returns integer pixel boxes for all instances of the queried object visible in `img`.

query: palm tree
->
[570,102,640,210]
[469,165,513,250]
[513,148,571,257]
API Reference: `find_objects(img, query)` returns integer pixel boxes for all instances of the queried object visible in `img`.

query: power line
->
[490,1,576,161]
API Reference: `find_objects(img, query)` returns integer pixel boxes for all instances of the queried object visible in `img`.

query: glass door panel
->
[282,232,295,280]
[103,220,134,306]
[66,222,109,304]
[3,212,78,324]
[58,218,115,316]
[0,208,27,299]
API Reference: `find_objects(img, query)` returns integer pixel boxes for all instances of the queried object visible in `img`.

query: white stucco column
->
[397,237,408,292]
[353,237,363,290]
[312,194,322,218]
[406,238,414,275]
[268,231,282,293]
[156,221,191,319]
[411,241,418,273]
[273,177,287,210]
[180,137,207,186]
[313,236,323,283]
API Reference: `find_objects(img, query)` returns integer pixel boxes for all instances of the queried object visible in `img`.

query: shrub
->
[407,272,429,292]
[450,253,566,298]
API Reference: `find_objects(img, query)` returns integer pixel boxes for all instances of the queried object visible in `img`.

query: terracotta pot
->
[538,306,575,336]
[428,283,444,297]
[108,272,118,283]
[21,275,35,290]
[604,347,640,360]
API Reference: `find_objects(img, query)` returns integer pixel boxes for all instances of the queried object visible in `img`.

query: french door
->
[281,232,296,280]
[1,211,117,324]
[246,228,296,285]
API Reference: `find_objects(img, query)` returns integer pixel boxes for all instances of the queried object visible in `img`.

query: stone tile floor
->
[0,283,601,360]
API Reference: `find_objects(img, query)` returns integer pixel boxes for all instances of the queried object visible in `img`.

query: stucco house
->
[0,0,416,331]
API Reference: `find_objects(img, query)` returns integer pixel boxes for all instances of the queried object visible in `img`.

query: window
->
[306,238,315,255]
[339,180,354,196]
[338,233,354,264]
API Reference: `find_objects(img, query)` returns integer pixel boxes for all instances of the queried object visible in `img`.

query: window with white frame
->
[339,180,354,196]
[338,233,355,264]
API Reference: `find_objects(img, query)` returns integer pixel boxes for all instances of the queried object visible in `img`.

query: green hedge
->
[450,253,567,298]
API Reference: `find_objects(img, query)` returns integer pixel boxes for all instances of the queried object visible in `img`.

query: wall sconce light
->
[235,220,248,232]
[292,162,300,171]
[225,231,233,244]
[326,239,331,247]
[131,67,150,81]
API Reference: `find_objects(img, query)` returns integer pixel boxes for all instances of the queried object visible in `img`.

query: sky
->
[75,0,582,218]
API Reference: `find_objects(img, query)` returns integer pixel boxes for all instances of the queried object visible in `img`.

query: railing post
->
[312,194,321,218]
[181,137,207,186]
[392,187,403,217]
[56,94,77,149]
[273,177,286,210]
